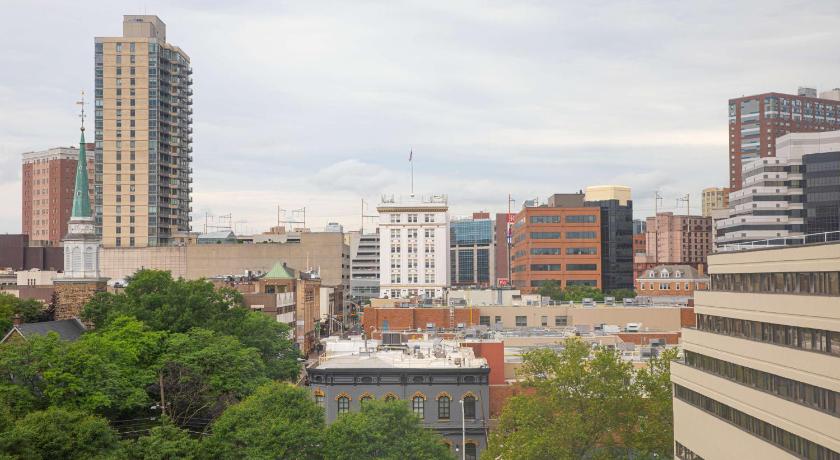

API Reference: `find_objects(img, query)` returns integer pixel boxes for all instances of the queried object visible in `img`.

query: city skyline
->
[3,1,840,234]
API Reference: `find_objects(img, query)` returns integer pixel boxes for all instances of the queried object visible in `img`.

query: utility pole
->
[360,199,378,234]
[677,194,690,216]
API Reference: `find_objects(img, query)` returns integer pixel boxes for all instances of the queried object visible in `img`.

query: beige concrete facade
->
[584,185,631,206]
[99,232,350,296]
[672,242,840,459]
[476,305,684,331]
[701,187,730,218]
[95,15,193,248]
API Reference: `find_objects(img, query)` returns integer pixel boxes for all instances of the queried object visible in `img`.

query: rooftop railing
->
[717,231,840,252]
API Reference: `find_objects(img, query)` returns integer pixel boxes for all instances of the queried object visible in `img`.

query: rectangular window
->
[566,247,597,255]
[530,248,561,255]
[408,214,418,223]
[390,214,401,223]
[554,316,568,326]
[530,232,561,239]
[565,215,597,223]
[529,215,560,224]
[541,316,548,327]
[424,213,435,223]
[479,316,490,327]
[438,397,450,419]
[494,316,501,325]
[567,264,597,271]
[566,232,596,239]
[531,264,561,271]
[515,316,527,327]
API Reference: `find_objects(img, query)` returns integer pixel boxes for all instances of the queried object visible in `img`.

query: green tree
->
[0,407,120,459]
[0,332,67,416]
[561,285,604,302]
[0,293,44,335]
[156,328,267,426]
[41,317,162,418]
[121,419,200,460]
[485,339,642,460]
[323,400,453,460]
[203,382,324,460]
[536,280,563,301]
[82,270,300,381]
[626,347,679,458]
[606,289,636,301]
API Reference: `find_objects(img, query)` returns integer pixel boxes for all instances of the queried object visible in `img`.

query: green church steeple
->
[71,97,91,219]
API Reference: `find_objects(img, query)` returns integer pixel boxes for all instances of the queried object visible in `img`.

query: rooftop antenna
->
[408,148,414,196]
[76,90,86,131]
[360,199,378,233]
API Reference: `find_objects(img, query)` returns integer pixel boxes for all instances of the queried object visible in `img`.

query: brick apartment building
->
[728,87,840,191]
[21,145,95,245]
[510,194,602,292]
[635,213,713,278]
[494,212,513,285]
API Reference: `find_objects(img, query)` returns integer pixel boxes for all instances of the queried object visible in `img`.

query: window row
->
[529,264,597,272]
[684,351,840,418]
[529,247,597,256]
[529,231,596,240]
[389,213,437,223]
[325,392,477,420]
[710,272,840,296]
[696,314,840,357]
[674,385,840,460]
[528,215,596,224]
[675,442,704,460]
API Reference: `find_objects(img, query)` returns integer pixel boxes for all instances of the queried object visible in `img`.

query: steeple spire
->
[71,92,91,219]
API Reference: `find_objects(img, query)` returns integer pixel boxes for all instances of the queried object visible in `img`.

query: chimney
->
[12,314,22,326]
[697,264,705,277]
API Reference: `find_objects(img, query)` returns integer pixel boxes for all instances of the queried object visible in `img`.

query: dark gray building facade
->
[308,359,490,459]
[804,151,840,240]
[585,199,634,291]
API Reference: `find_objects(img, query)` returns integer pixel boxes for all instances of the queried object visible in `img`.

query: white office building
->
[377,194,449,299]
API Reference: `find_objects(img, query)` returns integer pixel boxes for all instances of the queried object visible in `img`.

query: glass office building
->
[449,217,494,287]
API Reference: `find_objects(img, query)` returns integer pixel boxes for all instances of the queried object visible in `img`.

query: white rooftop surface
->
[316,337,488,370]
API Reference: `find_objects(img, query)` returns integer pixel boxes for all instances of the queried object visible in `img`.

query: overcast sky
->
[2,0,840,234]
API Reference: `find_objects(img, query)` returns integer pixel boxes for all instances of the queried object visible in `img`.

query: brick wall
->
[362,307,479,335]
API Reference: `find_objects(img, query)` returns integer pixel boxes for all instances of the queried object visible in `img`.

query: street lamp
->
[459,399,465,460]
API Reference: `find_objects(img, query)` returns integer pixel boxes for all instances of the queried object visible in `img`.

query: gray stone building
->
[307,336,490,459]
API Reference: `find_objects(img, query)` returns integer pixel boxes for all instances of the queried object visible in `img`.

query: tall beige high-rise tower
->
[94,15,193,247]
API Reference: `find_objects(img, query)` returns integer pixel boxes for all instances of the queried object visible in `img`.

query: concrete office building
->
[308,336,490,459]
[584,185,634,291]
[728,87,840,191]
[95,15,193,247]
[21,146,95,245]
[377,194,449,299]
[716,131,840,249]
[671,242,840,459]
[346,230,380,304]
[510,194,602,291]
[702,187,730,217]
[450,213,495,288]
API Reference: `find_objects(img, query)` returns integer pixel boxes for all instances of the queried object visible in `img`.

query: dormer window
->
[647,270,655,278]
[660,269,670,278]
[675,271,682,278]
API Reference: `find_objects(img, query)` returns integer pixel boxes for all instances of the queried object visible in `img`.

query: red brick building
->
[635,264,708,298]
[728,89,840,191]
[21,145,95,245]
[361,306,480,336]
[632,233,646,255]
[494,212,514,285]
[510,195,602,292]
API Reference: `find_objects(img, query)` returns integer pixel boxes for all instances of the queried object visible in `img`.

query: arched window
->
[337,396,350,414]
[71,247,82,273]
[463,395,476,420]
[465,442,477,460]
[84,246,95,271]
[359,393,374,405]
[383,393,398,402]
[412,395,425,417]
[313,389,325,407]
[438,395,450,419]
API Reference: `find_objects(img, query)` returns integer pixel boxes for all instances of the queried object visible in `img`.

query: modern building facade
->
[450,213,495,287]
[308,336,490,459]
[804,151,840,236]
[95,15,193,248]
[671,242,840,459]
[377,194,449,299]
[510,194,602,291]
[716,131,840,249]
[702,187,730,217]
[346,230,380,304]
[728,87,840,191]
[21,146,95,245]
[584,185,634,291]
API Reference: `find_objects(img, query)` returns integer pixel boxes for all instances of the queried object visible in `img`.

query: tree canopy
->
[0,293,47,336]
[535,283,636,303]
[82,269,300,380]
[0,407,121,459]
[485,338,677,460]
[323,400,453,460]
